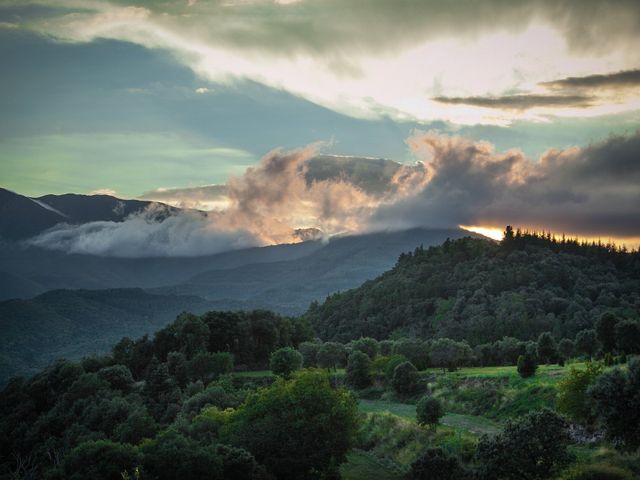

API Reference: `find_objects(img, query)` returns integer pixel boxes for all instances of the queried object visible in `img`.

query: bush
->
[392,361,419,395]
[384,354,409,380]
[61,439,141,480]
[416,396,444,428]
[476,408,572,480]
[517,353,537,378]
[346,350,372,390]
[406,447,467,480]
[269,347,303,378]
[557,362,603,424]
[560,463,635,480]
[297,341,321,367]
[588,357,640,449]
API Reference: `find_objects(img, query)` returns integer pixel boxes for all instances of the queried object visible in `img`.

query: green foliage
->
[97,365,134,392]
[393,339,429,370]
[350,337,379,359]
[558,338,575,360]
[597,312,621,354]
[517,353,537,378]
[223,369,359,480]
[346,350,373,390]
[392,362,419,396]
[429,338,473,372]
[317,341,347,370]
[384,354,410,380]
[476,408,572,480]
[575,329,599,358]
[298,340,321,367]
[406,447,467,480]
[557,362,603,424]
[416,396,444,428]
[60,439,140,480]
[307,235,640,345]
[559,463,635,480]
[588,357,640,449]
[615,320,640,354]
[269,347,303,378]
[536,332,557,364]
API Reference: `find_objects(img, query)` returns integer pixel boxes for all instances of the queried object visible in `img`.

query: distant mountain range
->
[0,186,477,381]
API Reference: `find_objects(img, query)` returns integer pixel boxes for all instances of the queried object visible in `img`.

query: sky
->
[0,0,639,253]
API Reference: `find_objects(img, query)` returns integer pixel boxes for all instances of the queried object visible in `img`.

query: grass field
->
[340,450,405,480]
[358,399,499,436]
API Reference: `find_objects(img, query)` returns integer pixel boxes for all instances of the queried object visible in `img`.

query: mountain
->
[0,188,167,240]
[0,188,67,240]
[0,288,236,383]
[156,228,472,314]
[306,234,640,343]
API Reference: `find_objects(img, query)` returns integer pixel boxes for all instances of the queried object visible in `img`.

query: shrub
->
[384,354,409,380]
[416,396,444,428]
[346,350,372,390]
[588,357,640,449]
[559,463,635,480]
[406,447,467,480]
[392,361,419,395]
[269,347,303,378]
[557,362,603,424]
[517,353,537,378]
[476,408,572,480]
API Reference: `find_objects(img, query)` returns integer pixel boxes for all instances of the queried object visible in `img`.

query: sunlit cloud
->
[11,0,640,125]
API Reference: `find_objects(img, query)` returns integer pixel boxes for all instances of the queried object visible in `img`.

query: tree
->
[596,312,620,354]
[269,347,303,378]
[140,429,223,480]
[393,338,429,370]
[97,365,133,392]
[476,409,572,480]
[61,440,140,480]
[429,338,473,372]
[557,362,603,424]
[350,337,379,359]
[536,332,557,364]
[189,352,234,383]
[392,361,419,395]
[223,369,358,480]
[575,329,599,358]
[588,357,640,449]
[297,341,321,367]
[407,447,467,480]
[558,338,575,361]
[167,351,189,388]
[346,350,372,390]
[615,320,640,354]
[517,353,537,378]
[317,342,347,370]
[416,396,444,428]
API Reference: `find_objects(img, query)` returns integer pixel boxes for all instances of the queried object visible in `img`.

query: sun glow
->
[459,225,504,241]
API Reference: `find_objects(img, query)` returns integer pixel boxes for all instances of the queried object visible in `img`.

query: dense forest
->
[307,229,640,344]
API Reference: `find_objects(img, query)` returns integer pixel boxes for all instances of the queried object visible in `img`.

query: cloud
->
[9,0,640,125]
[371,131,640,240]
[90,188,117,196]
[433,94,594,111]
[541,68,640,90]
[28,132,640,256]
[29,149,425,256]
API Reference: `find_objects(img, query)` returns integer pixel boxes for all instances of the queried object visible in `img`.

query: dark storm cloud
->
[371,131,640,239]
[541,69,640,90]
[432,94,594,111]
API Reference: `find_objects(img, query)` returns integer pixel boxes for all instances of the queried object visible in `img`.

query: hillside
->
[157,228,470,314]
[307,232,640,343]
[0,288,234,383]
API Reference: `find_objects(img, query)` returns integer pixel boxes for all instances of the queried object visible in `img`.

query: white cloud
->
[21,1,640,126]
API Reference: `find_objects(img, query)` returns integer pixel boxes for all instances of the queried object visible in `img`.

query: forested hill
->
[307,230,640,344]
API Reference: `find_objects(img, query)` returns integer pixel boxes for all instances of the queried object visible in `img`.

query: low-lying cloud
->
[29,132,640,256]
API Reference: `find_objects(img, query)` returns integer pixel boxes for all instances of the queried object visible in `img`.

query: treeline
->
[0,310,325,480]
[307,231,640,344]
[295,315,640,374]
